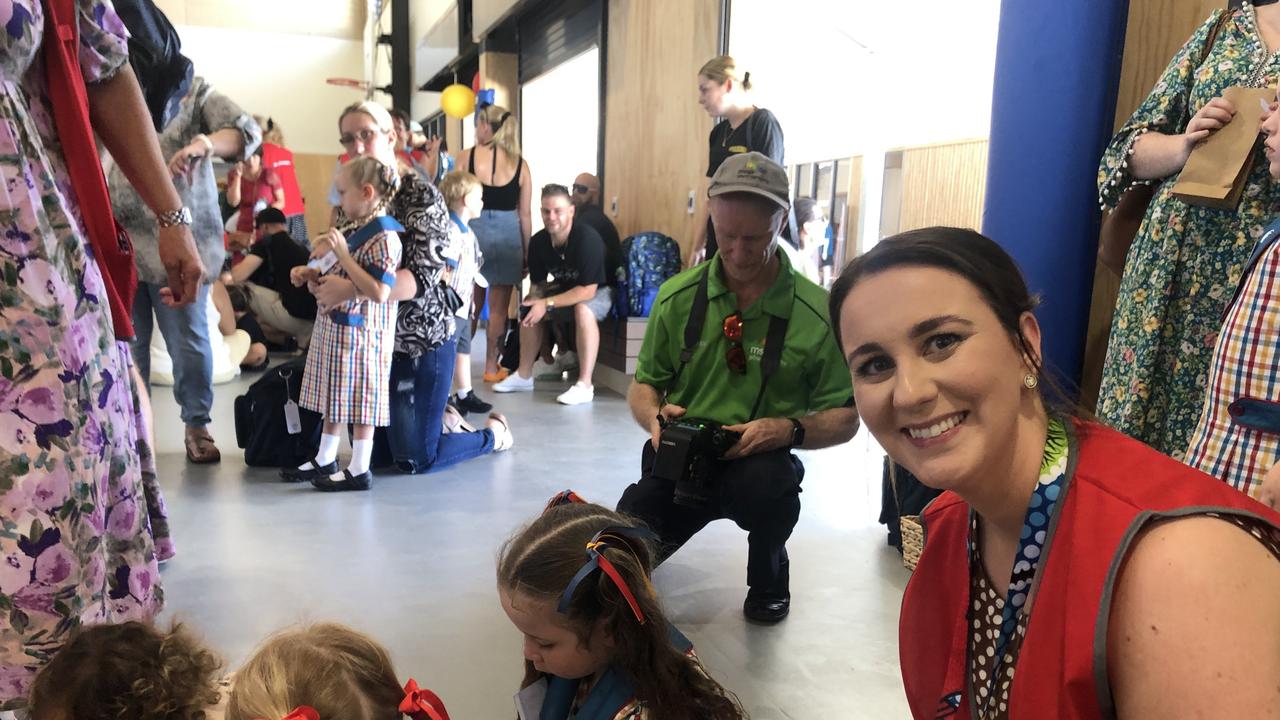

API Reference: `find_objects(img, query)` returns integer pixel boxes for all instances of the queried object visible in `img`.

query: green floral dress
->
[1098,5,1280,458]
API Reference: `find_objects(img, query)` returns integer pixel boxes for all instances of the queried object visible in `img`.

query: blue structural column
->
[981,0,1130,385]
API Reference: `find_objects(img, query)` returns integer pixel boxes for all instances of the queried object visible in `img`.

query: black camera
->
[651,418,741,507]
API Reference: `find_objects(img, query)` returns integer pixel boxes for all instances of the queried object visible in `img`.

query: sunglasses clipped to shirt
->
[723,311,746,374]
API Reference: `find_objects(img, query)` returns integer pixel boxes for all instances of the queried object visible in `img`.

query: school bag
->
[622,232,681,317]
[233,357,324,467]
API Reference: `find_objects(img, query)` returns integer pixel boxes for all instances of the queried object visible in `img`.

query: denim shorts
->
[471,209,523,286]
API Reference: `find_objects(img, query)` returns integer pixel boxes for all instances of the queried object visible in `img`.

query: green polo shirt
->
[635,251,853,425]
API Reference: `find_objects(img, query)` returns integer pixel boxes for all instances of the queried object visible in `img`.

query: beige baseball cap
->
[708,151,790,210]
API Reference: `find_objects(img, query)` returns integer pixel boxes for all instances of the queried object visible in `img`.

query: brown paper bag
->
[1172,86,1274,209]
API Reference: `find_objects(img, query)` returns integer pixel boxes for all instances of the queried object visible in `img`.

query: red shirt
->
[235,167,283,232]
[899,420,1280,719]
[261,142,305,216]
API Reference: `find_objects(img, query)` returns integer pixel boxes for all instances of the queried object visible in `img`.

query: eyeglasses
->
[722,312,746,374]
[339,128,380,148]
[572,183,592,194]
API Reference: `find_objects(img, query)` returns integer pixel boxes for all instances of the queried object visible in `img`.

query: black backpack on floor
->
[234,357,323,467]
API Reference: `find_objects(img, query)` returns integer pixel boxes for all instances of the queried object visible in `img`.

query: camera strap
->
[674,265,790,421]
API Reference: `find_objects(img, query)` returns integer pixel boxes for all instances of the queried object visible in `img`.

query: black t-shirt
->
[248,231,316,320]
[706,107,785,178]
[574,203,623,285]
[528,221,606,294]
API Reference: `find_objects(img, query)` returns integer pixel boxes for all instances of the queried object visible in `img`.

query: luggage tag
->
[284,399,302,435]
[308,250,338,274]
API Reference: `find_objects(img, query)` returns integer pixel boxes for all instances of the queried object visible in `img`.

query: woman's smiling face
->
[837,265,1041,492]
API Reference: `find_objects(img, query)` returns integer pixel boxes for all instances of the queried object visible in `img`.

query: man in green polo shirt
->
[617,152,858,623]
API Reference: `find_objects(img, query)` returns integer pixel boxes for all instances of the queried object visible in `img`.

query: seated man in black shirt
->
[571,172,623,285]
[493,184,610,406]
[227,207,317,349]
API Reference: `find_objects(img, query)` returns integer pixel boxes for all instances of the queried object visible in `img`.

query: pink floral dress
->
[0,0,163,708]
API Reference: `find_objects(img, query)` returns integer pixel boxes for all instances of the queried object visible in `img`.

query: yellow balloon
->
[441,84,477,120]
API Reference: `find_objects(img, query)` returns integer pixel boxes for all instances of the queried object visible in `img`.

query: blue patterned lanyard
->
[973,419,1068,716]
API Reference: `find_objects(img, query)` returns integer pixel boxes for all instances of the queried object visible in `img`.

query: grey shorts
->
[547,286,613,323]
[453,315,473,354]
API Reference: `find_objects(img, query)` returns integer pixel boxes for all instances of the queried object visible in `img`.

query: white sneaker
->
[493,372,535,393]
[556,382,594,405]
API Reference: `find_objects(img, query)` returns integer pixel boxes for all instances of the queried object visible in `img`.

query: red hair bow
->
[280,708,320,720]
[399,679,450,720]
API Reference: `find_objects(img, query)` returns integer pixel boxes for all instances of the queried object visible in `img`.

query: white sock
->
[457,387,472,398]
[306,433,340,469]
[347,438,373,476]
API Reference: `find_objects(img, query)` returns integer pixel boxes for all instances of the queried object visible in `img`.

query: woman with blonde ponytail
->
[690,55,786,266]
[463,104,533,383]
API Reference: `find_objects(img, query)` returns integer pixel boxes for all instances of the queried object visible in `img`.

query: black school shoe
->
[280,459,338,483]
[452,391,493,415]
[743,591,791,624]
[311,469,372,492]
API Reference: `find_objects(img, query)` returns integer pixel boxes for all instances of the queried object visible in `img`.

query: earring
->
[1023,374,1039,390]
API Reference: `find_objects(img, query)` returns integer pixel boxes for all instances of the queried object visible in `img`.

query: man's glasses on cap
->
[723,312,746,374]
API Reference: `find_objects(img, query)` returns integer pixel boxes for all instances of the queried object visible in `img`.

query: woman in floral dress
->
[1098,3,1280,458]
[0,0,203,709]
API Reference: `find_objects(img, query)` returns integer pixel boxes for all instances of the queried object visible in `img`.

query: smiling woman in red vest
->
[829,227,1280,719]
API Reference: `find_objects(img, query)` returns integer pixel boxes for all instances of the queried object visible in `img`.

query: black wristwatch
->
[788,418,805,448]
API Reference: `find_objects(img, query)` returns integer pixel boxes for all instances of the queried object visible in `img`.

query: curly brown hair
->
[28,621,223,720]
[498,501,747,720]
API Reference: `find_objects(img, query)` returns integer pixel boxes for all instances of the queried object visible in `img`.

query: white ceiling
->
[155,0,367,40]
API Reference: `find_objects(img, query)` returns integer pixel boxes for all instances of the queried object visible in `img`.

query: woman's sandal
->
[486,412,514,451]
[184,427,221,464]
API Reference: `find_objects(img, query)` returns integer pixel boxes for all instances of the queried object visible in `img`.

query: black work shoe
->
[743,592,791,624]
[280,459,337,483]
[453,391,493,415]
[311,469,372,492]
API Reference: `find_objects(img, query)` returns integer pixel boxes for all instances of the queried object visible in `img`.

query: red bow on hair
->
[280,708,320,720]
[399,679,450,720]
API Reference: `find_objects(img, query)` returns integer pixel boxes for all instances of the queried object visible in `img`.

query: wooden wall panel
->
[1113,0,1227,129]
[897,140,989,233]
[604,0,719,254]
[843,156,863,263]
[293,153,341,240]
[480,52,520,116]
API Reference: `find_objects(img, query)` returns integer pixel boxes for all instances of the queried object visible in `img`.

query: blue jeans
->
[376,336,495,473]
[130,282,213,428]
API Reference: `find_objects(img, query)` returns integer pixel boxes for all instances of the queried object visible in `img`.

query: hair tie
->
[558,526,655,624]
[493,112,511,130]
[279,708,320,720]
[543,490,587,512]
[399,679,450,720]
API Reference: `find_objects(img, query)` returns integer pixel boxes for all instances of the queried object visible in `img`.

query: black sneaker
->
[453,391,493,415]
[311,469,372,492]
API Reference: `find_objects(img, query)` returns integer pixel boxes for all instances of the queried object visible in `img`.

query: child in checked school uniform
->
[283,156,403,491]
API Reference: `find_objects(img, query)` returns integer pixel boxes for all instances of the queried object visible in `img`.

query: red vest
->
[899,420,1280,719]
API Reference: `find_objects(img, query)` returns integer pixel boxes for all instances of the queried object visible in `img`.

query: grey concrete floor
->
[150,340,911,719]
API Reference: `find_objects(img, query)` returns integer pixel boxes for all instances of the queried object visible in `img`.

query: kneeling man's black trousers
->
[617,441,804,597]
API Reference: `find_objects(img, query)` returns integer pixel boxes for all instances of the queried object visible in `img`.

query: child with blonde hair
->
[285,156,403,491]
[27,621,225,720]
[439,169,494,417]
[226,623,449,720]
[498,494,745,720]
